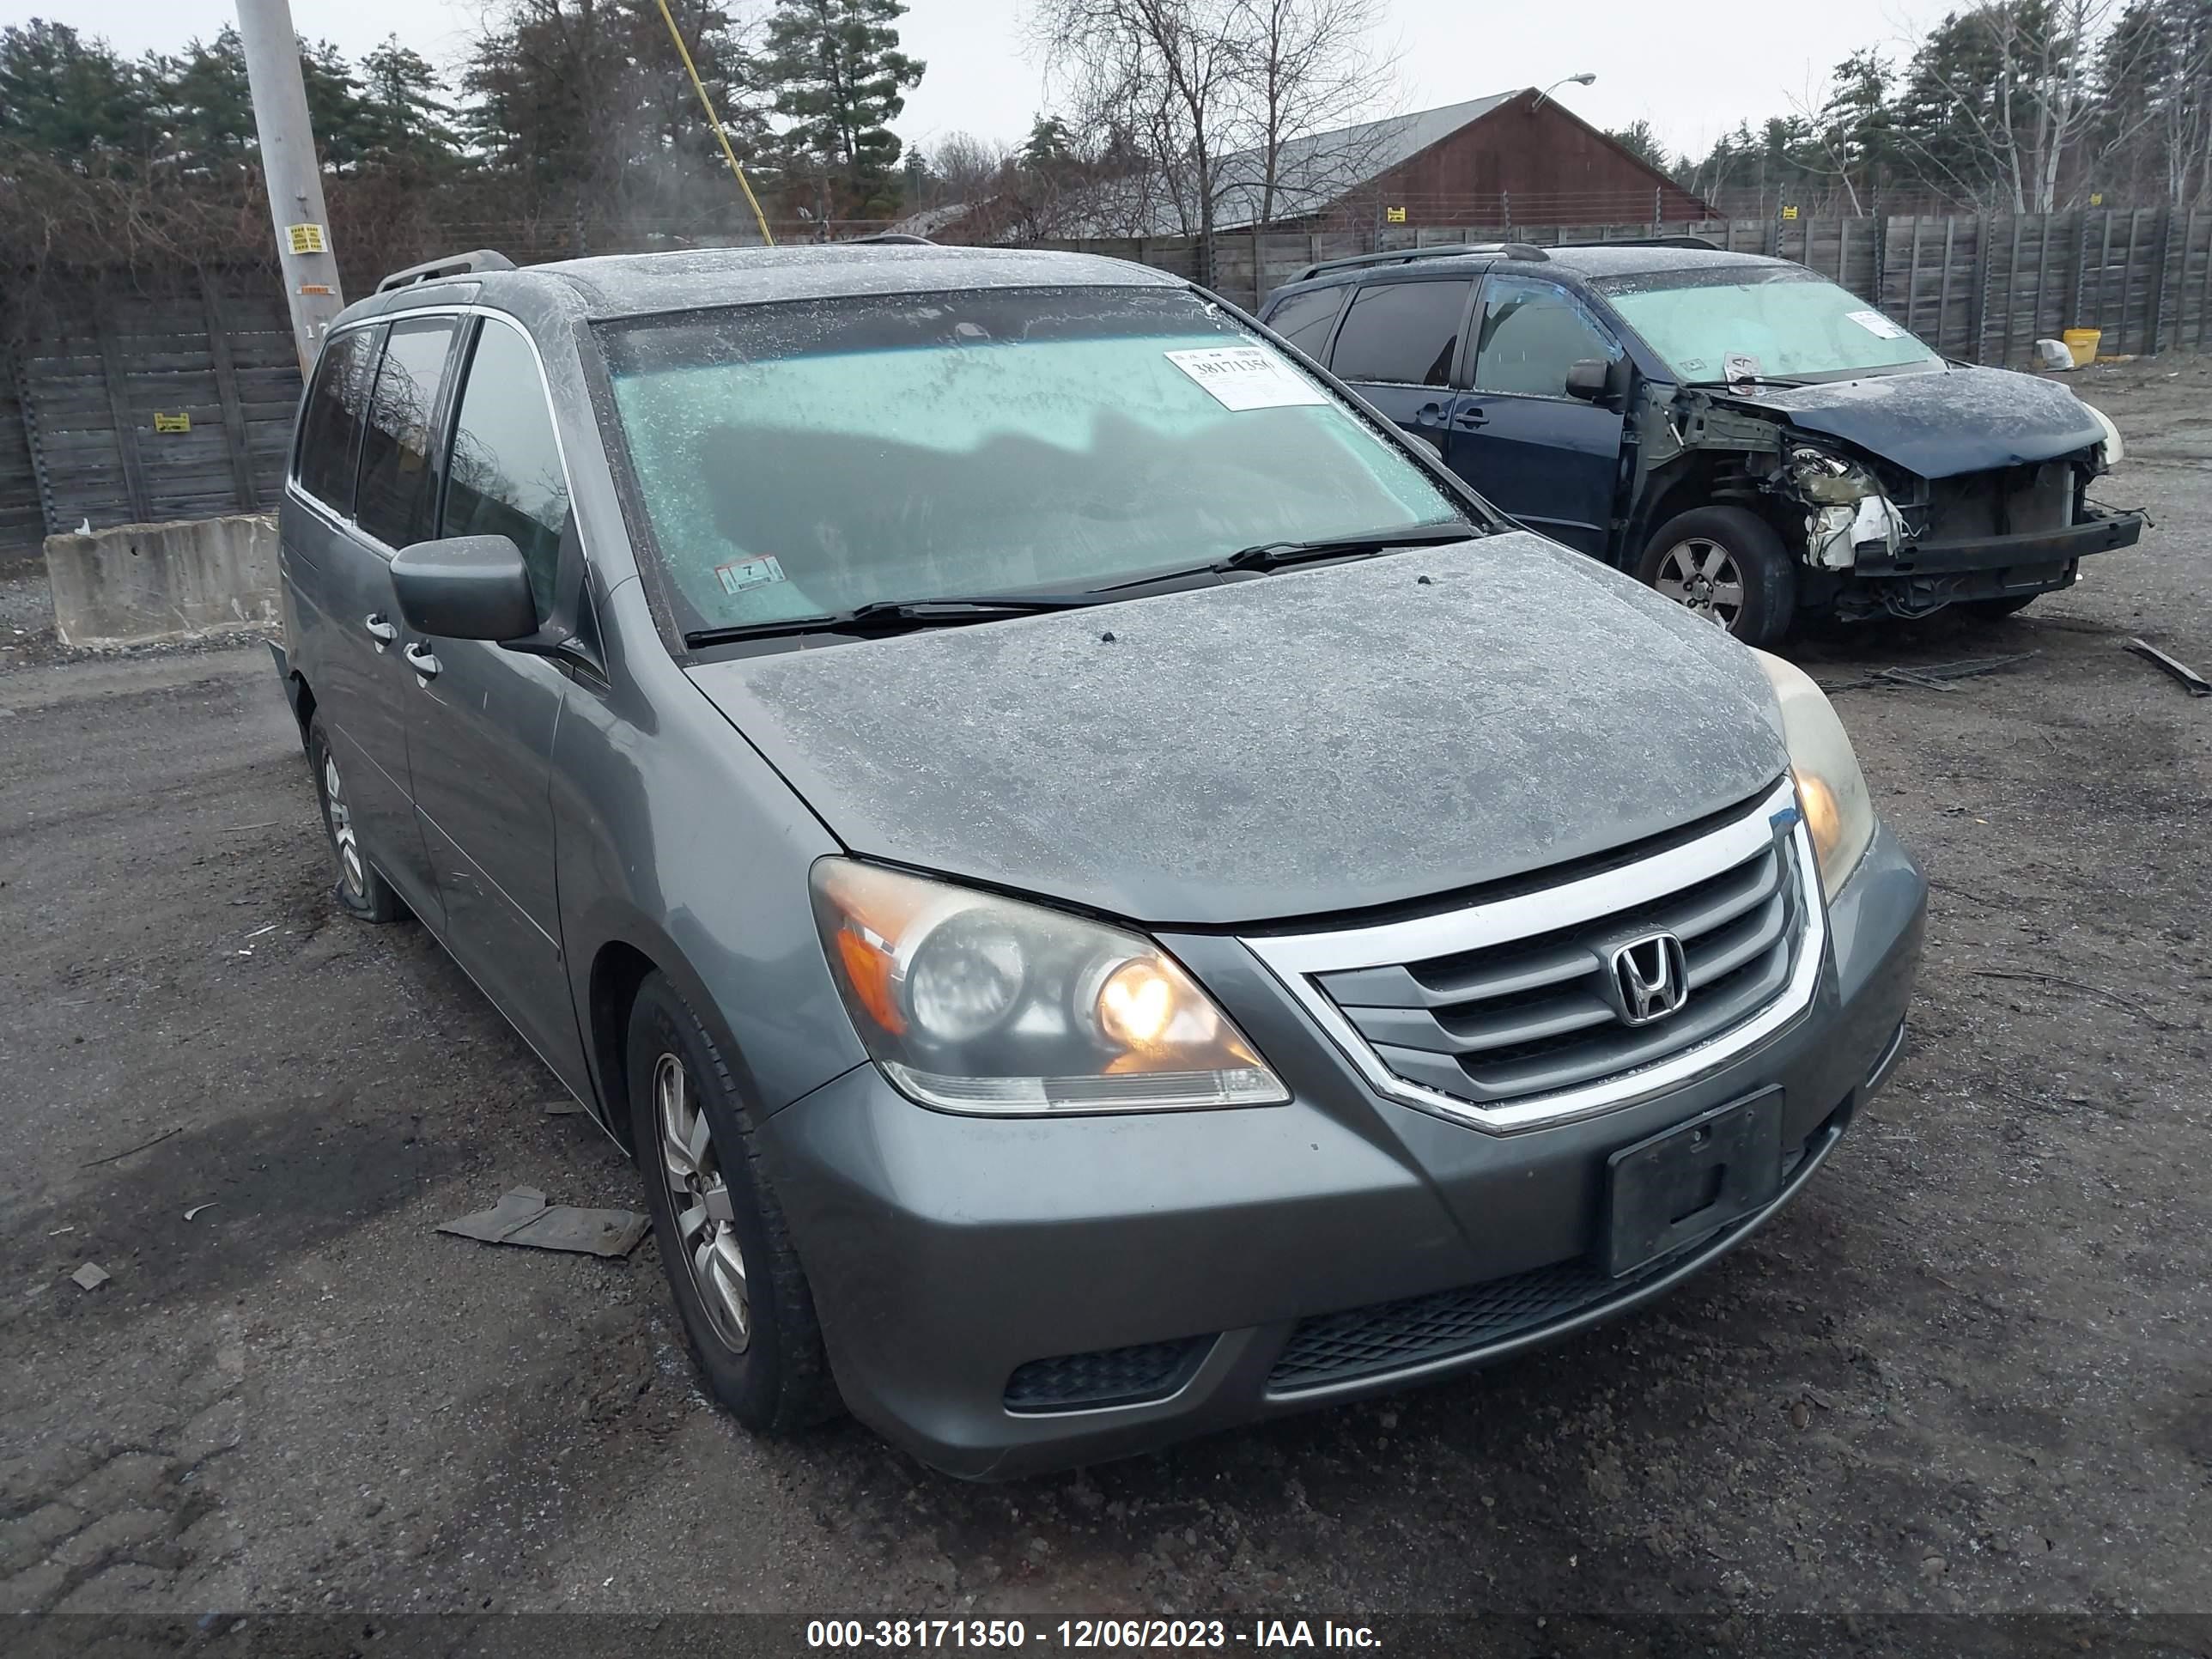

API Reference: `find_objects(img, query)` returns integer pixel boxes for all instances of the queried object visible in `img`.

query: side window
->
[1328,279,1472,387]
[1473,276,1622,398]
[441,319,571,618]
[294,328,376,515]
[355,319,459,550]
[1265,286,1346,359]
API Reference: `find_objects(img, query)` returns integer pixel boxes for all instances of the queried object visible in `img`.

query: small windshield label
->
[1846,308,1907,339]
[714,555,787,596]
[1164,346,1328,411]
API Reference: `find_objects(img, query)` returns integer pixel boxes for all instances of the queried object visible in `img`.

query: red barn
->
[908,88,1711,243]
[1217,88,1714,232]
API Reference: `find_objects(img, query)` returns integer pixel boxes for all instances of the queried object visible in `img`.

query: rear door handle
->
[1414,401,1448,428]
[1453,406,1489,429]
[404,642,442,683]
[363,614,398,650]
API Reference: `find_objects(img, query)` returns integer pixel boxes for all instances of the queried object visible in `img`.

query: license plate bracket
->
[1601,1088,1785,1278]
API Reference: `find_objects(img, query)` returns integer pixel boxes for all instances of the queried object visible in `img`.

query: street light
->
[1531,72,1596,112]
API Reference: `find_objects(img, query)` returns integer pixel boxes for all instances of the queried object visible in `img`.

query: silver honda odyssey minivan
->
[273,242,1925,1478]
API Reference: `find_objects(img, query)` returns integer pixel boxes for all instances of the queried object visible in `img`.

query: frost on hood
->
[697,532,1790,926]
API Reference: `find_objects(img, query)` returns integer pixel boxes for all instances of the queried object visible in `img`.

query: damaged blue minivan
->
[275,243,1925,1478]
[1260,240,2140,647]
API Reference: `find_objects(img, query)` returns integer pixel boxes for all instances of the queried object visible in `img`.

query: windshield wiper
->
[1681,374,1809,390]
[1211,521,1480,574]
[684,592,1103,648]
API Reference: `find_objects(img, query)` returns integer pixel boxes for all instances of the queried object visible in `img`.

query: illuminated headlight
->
[1751,650,1876,894]
[811,860,1290,1115]
[2079,400,2124,471]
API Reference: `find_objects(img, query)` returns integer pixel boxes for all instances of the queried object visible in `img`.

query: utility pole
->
[235,0,346,371]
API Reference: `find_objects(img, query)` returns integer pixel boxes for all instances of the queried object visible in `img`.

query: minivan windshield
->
[599,287,1468,639]
[1592,268,1941,384]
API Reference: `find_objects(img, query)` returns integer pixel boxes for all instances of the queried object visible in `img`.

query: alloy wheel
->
[654,1052,750,1352]
[1653,538,1747,631]
[321,750,366,899]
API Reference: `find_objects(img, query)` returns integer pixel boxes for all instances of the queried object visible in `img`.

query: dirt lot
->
[3,359,2209,1650]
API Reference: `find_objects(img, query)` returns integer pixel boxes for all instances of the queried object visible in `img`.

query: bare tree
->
[1032,0,1247,248]
[931,130,1015,203]
[1891,0,2130,212]
[1227,0,1398,226]
[1026,0,1399,259]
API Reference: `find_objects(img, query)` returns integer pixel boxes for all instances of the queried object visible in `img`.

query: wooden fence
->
[1040,206,2212,368]
[0,270,302,556]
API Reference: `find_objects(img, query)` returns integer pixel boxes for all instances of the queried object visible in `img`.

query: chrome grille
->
[1243,781,1825,1133]
[1318,836,1796,1103]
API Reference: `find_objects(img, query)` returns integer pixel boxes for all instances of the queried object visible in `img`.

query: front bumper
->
[765,824,1927,1480]
[1853,504,2144,591]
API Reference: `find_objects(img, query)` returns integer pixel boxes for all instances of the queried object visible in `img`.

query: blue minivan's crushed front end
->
[767,809,1924,1480]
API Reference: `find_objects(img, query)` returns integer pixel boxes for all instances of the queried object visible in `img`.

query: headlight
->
[1788,446,1881,506]
[2079,400,2124,470]
[1751,650,1875,893]
[811,859,1290,1115]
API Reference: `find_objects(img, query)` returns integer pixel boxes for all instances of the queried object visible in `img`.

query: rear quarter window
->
[294,327,377,515]
[1265,286,1346,358]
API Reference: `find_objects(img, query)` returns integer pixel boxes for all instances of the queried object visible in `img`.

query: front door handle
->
[404,642,442,683]
[363,614,398,650]
[1453,405,1489,429]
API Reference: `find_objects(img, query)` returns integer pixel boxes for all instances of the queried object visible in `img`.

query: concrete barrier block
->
[43,515,281,648]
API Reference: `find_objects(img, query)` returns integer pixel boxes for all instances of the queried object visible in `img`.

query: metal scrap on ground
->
[2124,637,2212,697]
[1818,653,2037,695]
[70,1262,110,1291]
[437,1186,648,1258]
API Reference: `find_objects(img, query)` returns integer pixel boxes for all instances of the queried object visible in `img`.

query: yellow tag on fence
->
[153,412,191,434]
[1781,204,1800,221]
[1385,206,1407,224]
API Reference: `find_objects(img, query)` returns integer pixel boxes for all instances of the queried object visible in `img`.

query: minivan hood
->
[1711,364,2104,479]
[685,532,1788,927]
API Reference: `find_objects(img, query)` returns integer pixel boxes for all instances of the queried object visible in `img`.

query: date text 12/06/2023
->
[805,1619,1382,1649]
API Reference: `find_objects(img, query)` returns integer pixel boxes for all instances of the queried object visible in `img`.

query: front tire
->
[626,973,838,1434]
[1637,506,1798,649]
[307,716,404,923]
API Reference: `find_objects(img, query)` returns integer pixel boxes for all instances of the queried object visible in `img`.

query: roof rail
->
[375,250,518,294]
[1553,234,1721,252]
[1293,242,1547,283]
[842,233,935,246]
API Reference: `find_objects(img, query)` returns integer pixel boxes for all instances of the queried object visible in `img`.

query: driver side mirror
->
[1565,357,1616,404]
[390,536,538,643]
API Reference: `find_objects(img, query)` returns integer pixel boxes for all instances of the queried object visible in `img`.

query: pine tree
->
[145,28,257,175]
[0,20,155,165]
[759,0,924,223]
[1603,119,1669,172]
[360,37,463,178]
[465,0,775,234]
[1818,47,1893,210]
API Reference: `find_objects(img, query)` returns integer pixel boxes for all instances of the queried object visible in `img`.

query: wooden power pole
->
[235,0,347,370]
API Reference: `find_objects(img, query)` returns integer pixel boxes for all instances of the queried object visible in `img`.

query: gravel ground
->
[2,360,2208,1650]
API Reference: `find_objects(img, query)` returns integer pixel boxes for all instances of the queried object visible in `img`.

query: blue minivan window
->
[601,288,1463,635]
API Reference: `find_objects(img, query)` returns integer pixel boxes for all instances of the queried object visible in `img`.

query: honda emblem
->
[1609,933,1688,1025]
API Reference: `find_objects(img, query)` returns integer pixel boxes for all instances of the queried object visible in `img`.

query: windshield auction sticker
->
[1845,308,1908,338]
[715,555,787,596]
[1165,346,1329,411]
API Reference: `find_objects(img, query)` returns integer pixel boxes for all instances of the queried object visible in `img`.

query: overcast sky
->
[12,0,1941,165]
